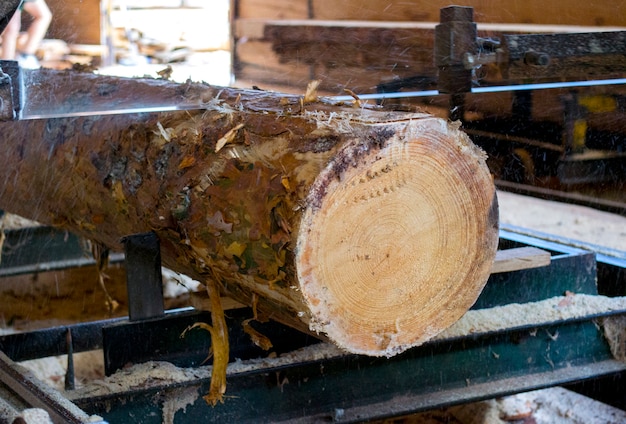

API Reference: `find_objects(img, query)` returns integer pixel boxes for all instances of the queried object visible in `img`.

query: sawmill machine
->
[0,3,625,423]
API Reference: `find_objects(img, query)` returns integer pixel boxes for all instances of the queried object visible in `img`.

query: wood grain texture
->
[46,0,102,45]
[491,247,551,274]
[234,19,626,92]
[308,1,626,26]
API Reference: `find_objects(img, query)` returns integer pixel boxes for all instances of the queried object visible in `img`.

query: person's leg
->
[21,0,51,55]
[0,9,22,60]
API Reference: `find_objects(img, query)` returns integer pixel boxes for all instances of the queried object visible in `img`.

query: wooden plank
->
[238,0,626,26]
[234,19,626,91]
[308,0,626,27]
[234,18,269,39]
[234,0,309,19]
[234,40,312,89]
[491,247,551,274]
[235,18,626,40]
[46,0,102,45]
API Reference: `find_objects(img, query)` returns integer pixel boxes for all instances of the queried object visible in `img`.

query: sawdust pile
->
[67,360,209,399]
[18,351,104,392]
[0,213,40,230]
[12,408,54,424]
[601,314,626,362]
[446,386,626,424]
[498,191,626,252]
[69,342,344,399]
[437,293,626,340]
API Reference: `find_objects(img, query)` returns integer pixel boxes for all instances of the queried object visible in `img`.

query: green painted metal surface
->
[3,227,624,422]
[0,226,89,271]
[75,319,620,423]
[71,231,626,423]
[476,232,598,308]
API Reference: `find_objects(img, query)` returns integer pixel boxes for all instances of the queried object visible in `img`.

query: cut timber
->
[491,247,551,274]
[235,19,626,93]
[235,0,626,26]
[0,69,498,357]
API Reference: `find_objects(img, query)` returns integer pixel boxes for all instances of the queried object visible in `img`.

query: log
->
[0,69,498,358]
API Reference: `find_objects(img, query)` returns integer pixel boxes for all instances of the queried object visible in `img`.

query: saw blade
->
[20,103,207,120]
[325,78,626,103]
[17,68,209,120]
[15,65,626,119]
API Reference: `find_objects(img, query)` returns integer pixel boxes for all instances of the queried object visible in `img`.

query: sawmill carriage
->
[253,5,626,201]
[0,1,625,422]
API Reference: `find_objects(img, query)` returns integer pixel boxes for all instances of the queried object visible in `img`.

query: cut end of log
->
[296,118,499,357]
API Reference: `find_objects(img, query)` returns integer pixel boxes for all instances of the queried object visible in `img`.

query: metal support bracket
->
[434,6,477,120]
[122,231,165,321]
[434,5,477,94]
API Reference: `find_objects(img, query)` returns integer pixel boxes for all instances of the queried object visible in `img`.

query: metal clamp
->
[434,5,477,94]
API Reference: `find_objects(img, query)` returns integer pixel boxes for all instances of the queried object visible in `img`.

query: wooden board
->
[491,247,551,274]
[236,0,626,26]
[46,0,102,45]
[233,19,626,93]
[233,0,309,20]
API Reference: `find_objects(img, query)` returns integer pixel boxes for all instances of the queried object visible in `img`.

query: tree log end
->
[296,118,499,356]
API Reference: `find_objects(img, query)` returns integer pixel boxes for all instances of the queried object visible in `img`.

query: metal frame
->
[2,229,624,423]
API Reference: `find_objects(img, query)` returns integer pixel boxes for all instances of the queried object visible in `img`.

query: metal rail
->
[325,78,626,103]
[2,230,624,423]
[0,351,106,424]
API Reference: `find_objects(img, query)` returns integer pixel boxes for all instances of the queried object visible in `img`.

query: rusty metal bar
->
[0,351,105,424]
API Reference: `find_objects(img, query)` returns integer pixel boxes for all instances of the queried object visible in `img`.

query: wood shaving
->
[214,123,244,152]
[303,80,320,103]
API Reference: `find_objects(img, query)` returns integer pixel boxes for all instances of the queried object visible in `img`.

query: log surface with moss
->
[0,70,498,357]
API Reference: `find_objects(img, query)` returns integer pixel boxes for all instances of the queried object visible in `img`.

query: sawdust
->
[501,386,626,424]
[498,191,626,252]
[68,361,209,399]
[162,386,200,424]
[436,293,626,340]
[18,351,104,392]
[601,314,626,362]
[68,342,344,399]
[444,387,626,424]
[0,212,41,230]
[67,293,626,399]
[13,408,54,424]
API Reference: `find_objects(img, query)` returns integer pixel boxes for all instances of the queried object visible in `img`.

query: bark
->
[0,69,498,357]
